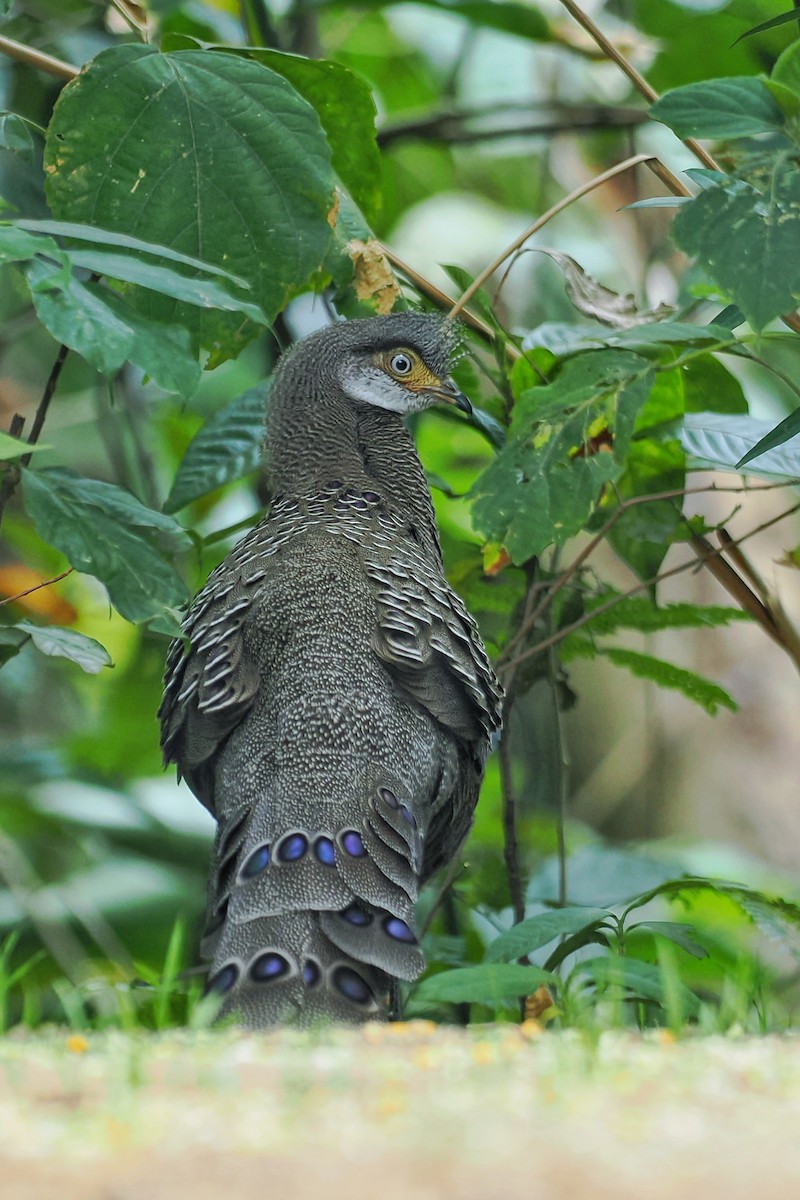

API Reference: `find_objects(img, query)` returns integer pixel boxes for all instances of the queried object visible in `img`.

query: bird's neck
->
[265,391,442,560]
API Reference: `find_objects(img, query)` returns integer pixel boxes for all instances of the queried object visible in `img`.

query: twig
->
[0,344,70,530]
[380,244,520,356]
[0,34,77,80]
[449,153,669,320]
[22,344,69,469]
[378,104,649,149]
[555,0,719,171]
[689,532,782,643]
[0,567,73,608]
[499,723,525,925]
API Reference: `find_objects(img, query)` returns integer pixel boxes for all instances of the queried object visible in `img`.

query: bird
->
[158,311,503,1026]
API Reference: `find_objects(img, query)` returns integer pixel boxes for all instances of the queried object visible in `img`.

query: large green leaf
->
[485,907,609,963]
[241,49,381,225]
[651,78,785,138]
[470,350,654,562]
[164,384,268,512]
[672,163,800,331]
[22,468,190,623]
[413,963,555,1006]
[45,45,336,359]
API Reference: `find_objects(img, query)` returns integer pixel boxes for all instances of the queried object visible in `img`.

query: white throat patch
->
[340,364,429,414]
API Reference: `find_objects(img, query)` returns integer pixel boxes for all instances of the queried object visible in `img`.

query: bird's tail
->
[200,773,427,1026]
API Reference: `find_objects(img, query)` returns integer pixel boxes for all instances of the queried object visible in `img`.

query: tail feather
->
[203,775,430,1025]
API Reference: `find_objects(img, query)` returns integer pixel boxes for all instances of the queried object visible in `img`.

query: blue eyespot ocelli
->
[250,952,291,983]
[277,833,308,862]
[241,845,270,878]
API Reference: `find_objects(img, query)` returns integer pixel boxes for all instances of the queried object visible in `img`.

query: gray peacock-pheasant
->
[159,312,503,1026]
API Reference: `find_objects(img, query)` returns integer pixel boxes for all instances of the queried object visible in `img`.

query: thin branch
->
[0,34,77,80]
[378,104,649,149]
[0,344,70,530]
[380,244,520,356]
[555,0,719,172]
[22,344,69,469]
[0,567,73,608]
[449,153,669,320]
[689,532,782,643]
[501,501,800,674]
[499,723,525,925]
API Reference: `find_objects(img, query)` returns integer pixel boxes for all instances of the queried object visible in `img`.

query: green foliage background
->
[1,0,800,1032]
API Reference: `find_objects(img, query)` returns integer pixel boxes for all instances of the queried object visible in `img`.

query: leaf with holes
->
[470,350,654,563]
[672,162,800,331]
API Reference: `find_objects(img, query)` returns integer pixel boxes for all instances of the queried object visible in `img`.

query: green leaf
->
[0,431,48,459]
[734,9,800,46]
[576,955,701,1017]
[164,384,268,512]
[12,219,250,284]
[672,164,800,331]
[0,627,27,667]
[771,38,800,100]
[0,222,65,266]
[14,621,113,674]
[485,907,609,963]
[650,78,785,138]
[600,646,738,715]
[470,350,654,563]
[630,920,708,960]
[45,45,336,359]
[21,467,190,623]
[735,407,800,468]
[413,963,555,1006]
[680,412,800,479]
[64,250,268,323]
[27,259,202,397]
[240,49,381,225]
[572,594,749,638]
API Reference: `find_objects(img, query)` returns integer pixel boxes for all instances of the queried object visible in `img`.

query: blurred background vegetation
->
[1,0,800,1032]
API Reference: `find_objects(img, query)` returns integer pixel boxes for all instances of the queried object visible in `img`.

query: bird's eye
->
[389,352,413,376]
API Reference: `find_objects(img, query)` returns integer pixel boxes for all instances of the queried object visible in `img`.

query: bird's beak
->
[428,378,472,415]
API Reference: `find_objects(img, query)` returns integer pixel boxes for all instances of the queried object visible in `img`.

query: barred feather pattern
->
[159,314,503,1026]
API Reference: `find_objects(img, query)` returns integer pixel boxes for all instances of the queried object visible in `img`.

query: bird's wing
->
[159,500,306,808]
[365,532,504,747]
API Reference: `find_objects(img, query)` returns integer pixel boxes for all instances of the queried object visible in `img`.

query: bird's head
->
[310,312,471,417]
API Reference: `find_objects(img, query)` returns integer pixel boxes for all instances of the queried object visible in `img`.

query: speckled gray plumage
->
[159,313,503,1026]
